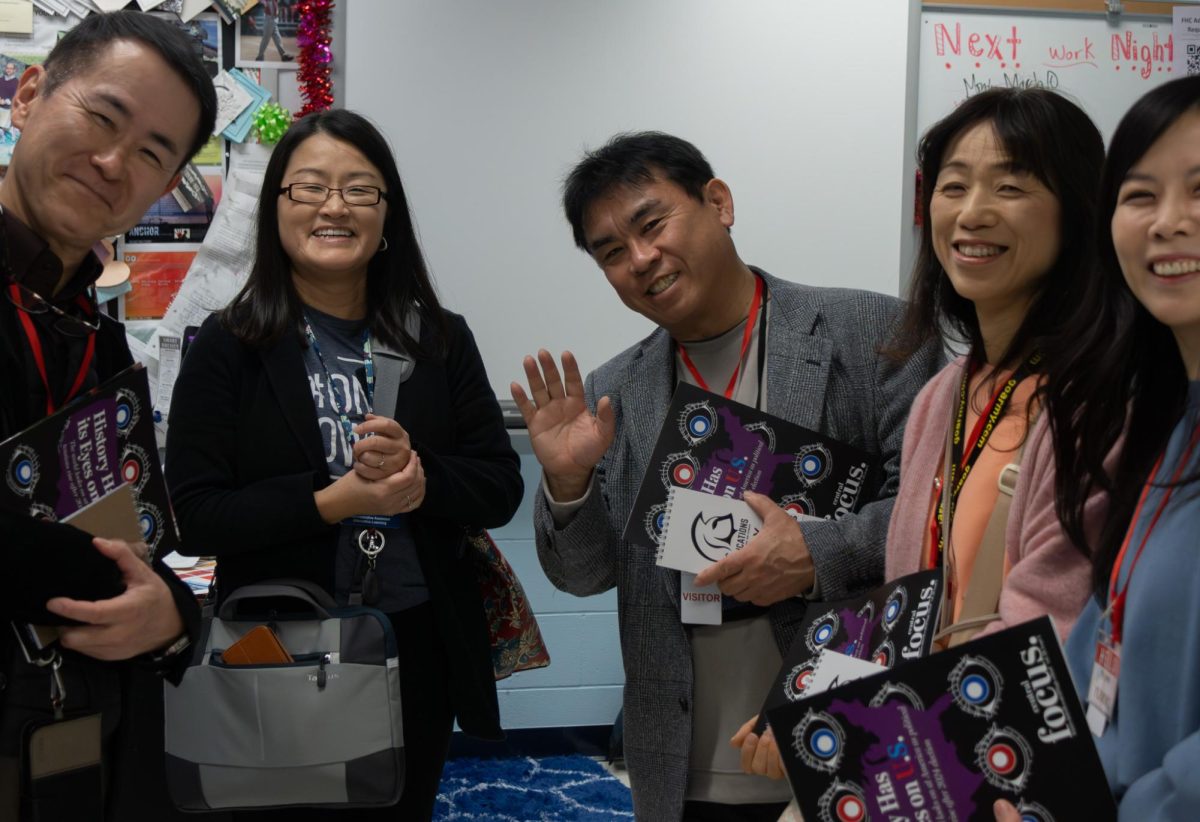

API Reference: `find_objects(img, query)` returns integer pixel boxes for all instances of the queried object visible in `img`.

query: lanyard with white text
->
[676,274,767,406]
[1086,419,1200,736]
[927,351,1042,569]
[302,315,375,464]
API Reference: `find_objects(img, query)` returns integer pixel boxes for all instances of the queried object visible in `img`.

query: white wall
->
[347,0,922,395]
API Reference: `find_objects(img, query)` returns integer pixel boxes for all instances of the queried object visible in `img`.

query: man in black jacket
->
[0,11,216,820]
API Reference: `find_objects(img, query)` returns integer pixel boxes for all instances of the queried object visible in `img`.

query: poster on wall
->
[124,248,197,320]
[0,14,77,166]
[126,167,222,244]
[235,0,297,68]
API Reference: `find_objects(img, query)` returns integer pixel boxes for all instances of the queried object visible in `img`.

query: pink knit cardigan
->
[884,357,1103,641]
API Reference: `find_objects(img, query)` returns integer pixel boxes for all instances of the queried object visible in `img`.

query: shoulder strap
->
[940,409,1041,648]
[370,309,421,418]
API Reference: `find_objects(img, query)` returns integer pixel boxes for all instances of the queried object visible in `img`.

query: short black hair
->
[562,131,715,251]
[42,10,216,166]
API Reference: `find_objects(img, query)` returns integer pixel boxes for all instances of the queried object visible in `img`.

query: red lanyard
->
[8,283,97,415]
[1106,421,1200,644]
[926,352,1041,569]
[677,274,764,400]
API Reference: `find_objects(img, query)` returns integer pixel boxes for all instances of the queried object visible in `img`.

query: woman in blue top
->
[996,75,1200,821]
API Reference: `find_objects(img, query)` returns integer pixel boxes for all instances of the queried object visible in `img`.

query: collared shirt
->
[0,208,106,429]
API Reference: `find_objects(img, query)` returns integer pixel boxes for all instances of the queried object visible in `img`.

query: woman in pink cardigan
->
[734,88,1108,783]
[882,87,1106,647]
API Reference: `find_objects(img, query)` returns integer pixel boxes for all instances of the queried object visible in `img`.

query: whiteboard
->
[346,0,921,395]
[919,10,1177,143]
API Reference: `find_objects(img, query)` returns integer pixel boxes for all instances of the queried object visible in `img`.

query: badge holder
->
[354,527,385,606]
[10,623,104,820]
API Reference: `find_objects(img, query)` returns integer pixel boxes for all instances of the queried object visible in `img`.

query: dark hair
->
[1047,75,1200,596]
[889,88,1104,375]
[562,131,715,251]
[220,109,448,357]
[42,10,217,166]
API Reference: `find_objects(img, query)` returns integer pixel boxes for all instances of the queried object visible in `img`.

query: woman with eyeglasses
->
[165,109,523,820]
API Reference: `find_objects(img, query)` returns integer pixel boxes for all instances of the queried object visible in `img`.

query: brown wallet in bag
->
[221,625,293,665]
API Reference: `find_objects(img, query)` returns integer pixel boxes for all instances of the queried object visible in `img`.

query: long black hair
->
[220,109,447,357]
[1047,75,1200,595]
[889,88,1104,376]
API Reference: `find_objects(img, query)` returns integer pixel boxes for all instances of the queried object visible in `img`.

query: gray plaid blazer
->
[533,269,942,820]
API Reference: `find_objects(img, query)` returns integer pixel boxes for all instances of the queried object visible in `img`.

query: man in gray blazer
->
[511,132,940,821]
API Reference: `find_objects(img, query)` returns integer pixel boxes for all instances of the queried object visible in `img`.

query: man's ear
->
[703,178,735,229]
[10,64,47,131]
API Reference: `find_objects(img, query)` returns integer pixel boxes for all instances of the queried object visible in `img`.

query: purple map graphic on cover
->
[826,694,985,819]
[834,607,884,660]
[623,383,878,549]
[698,408,795,498]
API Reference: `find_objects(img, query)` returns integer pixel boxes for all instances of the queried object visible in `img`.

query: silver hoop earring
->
[378,237,389,253]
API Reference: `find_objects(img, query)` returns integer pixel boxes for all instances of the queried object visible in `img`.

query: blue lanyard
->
[303,314,375,461]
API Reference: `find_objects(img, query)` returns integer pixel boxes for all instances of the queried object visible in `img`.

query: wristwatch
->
[148,633,191,667]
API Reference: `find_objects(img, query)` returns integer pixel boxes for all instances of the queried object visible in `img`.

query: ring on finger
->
[377,456,386,469]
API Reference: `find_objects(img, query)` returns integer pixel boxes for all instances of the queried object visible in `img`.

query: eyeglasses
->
[5,282,101,338]
[279,183,388,207]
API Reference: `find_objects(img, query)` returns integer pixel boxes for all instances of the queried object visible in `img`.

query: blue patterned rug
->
[435,755,634,821]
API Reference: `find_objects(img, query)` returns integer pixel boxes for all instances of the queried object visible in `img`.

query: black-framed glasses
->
[5,282,101,338]
[279,183,388,207]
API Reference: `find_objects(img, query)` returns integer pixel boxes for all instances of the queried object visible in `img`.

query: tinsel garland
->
[294,0,335,117]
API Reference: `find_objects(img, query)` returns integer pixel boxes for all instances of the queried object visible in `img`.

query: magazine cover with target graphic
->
[621,383,879,549]
[755,569,943,734]
[1,364,181,559]
[766,616,1115,821]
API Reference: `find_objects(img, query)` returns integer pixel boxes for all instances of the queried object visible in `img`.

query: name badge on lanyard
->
[680,572,722,625]
[1086,634,1120,737]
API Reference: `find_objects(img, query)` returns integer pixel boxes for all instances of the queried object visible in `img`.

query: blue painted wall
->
[488,432,625,729]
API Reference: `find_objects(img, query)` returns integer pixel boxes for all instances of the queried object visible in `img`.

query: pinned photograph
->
[236,0,297,68]
[126,169,223,245]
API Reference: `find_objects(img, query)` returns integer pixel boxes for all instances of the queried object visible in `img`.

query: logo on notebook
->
[882,585,907,632]
[870,639,894,668]
[137,501,163,551]
[805,610,841,653]
[114,388,140,437]
[950,655,1004,719]
[120,443,151,491]
[975,725,1033,792]
[794,444,832,486]
[744,420,777,451]
[660,452,700,489]
[868,682,925,711]
[677,401,717,445]
[816,778,867,822]
[790,709,845,773]
[643,503,669,546]
[1013,800,1055,822]
[780,492,815,521]
[6,445,40,498]
[689,511,739,562]
[783,661,817,701]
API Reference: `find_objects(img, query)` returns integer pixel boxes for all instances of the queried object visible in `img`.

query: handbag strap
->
[937,410,1039,648]
[218,580,335,621]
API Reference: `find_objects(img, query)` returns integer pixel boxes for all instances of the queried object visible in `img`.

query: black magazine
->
[621,383,879,549]
[766,616,1115,820]
[757,569,943,733]
[1,364,180,558]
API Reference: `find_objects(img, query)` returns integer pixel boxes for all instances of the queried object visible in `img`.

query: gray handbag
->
[163,580,404,811]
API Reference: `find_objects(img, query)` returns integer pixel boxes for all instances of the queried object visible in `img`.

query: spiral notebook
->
[655,486,762,575]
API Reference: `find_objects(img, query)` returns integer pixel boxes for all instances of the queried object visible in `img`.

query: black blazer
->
[165,310,523,738]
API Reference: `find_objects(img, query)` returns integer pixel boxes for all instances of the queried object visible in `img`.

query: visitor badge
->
[680,572,722,625]
[1085,635,1120,737]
